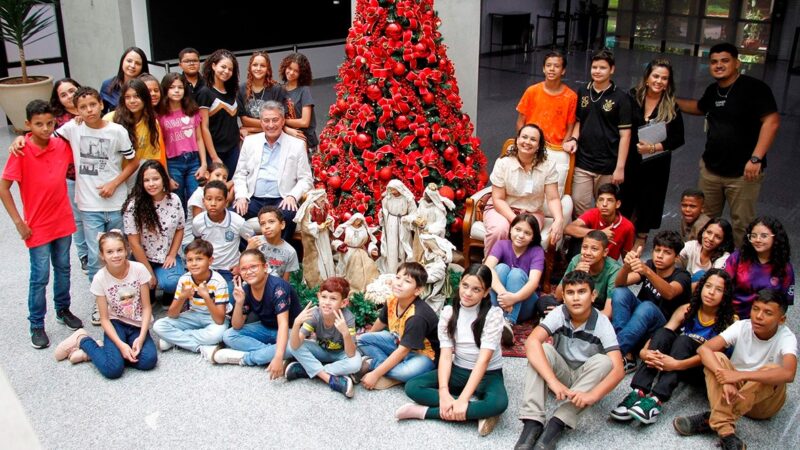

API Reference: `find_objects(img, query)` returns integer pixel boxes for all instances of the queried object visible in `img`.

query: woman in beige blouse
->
[483,123,564,257]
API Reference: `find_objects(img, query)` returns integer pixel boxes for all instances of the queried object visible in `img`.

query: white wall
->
[437,0,481,120]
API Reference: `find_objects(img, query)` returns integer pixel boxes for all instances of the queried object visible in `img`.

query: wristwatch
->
[750,156,763,164]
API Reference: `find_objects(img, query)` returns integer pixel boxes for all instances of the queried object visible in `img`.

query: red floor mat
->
[501,322,534,358]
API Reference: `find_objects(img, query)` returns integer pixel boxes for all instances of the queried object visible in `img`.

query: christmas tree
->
[315,0,488,234]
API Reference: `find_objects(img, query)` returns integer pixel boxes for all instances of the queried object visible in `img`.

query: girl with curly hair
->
[123,160,185,305]
[725,215,794,319]
[611,268,736,425]
[680,217,734,287]
[238,51,288,137]
[279,52,317,149]
[483,123,563,256]
[197,49,240,173]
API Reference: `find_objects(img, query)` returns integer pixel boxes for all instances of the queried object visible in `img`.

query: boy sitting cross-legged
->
[674,289,797,450]
[515,270,624,450]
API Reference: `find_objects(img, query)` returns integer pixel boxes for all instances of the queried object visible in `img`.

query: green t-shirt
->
[562,255,621,310]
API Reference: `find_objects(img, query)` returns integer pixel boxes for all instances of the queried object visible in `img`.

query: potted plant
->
[0,0,56,132]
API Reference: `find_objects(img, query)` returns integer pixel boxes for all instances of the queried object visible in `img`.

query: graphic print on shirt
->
[208,97,238,117]
[79,135,111,177]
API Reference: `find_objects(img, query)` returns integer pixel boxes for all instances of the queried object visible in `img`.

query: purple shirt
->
[724,250,795,319]
[489,240,545,273]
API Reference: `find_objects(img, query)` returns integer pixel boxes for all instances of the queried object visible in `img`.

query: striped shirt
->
[540,305,619,369]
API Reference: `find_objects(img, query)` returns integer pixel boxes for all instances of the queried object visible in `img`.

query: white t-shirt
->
[56,119,134,211]
[679,240,730,275]
[438,304,504,371]
[174,270,230,314]
[192,210,253,270]
[90,261,152,327]
[721,320,798,372]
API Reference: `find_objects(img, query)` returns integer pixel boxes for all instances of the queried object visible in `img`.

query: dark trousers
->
[244,196,297,240]
[630,327,705,401]
[80,320,157,379]
[405,365,508,420]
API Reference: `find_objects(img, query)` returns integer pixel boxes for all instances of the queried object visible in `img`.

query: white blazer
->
[232,132,313,201]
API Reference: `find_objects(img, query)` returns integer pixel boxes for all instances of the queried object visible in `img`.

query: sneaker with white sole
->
[56,309,83,330]
[629,395,662,424]
[199,344,221,362]
[158,339,175,352]
[501,319,514,347]
[91,305,101,326]
[610,389,644,421]
[30,328,49,349]
[284,361,309,381]
[328,375,354,398]
[212,348,246,365]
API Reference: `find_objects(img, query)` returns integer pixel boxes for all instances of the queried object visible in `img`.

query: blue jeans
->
[28,235,72,329]
[150,258,185,296]
[357,330,436,382]
[153,310,228,352]
[167,152,201,212]
[81,210,123,283]
[217,146,241,179]
[244,196,298,239]
[66,179,87,259]
[216,269,234,299]
[611,287,667,355]
[79,320,157,379]
[223,322,289,366]
[292,339,362,378]
[490,264,539,324]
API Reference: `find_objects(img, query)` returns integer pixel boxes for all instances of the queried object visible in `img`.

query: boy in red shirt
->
[565,183,634,261]
[0,100,83,349]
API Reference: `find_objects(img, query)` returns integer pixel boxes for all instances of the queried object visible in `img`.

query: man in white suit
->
[232,101,313,239]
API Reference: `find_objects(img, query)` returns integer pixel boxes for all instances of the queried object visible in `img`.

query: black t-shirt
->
[697,74,777,177]
[575,81,632,174]
[637,260,691,319]
[237,83,289,119]
[196,86,240,154]
[242,275,300,329]
[379,297,440,359]
[184,75,206,101]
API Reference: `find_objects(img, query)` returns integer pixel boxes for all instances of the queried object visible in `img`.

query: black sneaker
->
[514,419,544,450]
[329,375,354,398]
[534,417,565,450]
[623,356,638,374]
[80,255,88,274]
[673,411,712,436]
[30,328,49,349]
[720,433,746,450]
[56,308,83,330]
[350,356,373,384]
[284,361,309,381]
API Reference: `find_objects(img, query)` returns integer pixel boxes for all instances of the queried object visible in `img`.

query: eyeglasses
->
[747,233,774,241]
[181,60,200,65]
[239,265,263,274]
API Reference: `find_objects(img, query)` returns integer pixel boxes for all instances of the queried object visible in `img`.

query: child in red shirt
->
[565,183,634,261]
[0,100,83,349]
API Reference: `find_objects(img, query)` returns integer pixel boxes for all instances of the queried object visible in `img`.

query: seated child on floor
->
[396,264,509,437]
[674,289,797,450]
[246,206,299,281]
[285,277,361,398]
[611,269,736,425]
[514,270,624,450]
[183,162,231,248]
[152,239,229,356]
[679,188,711,243]
[356,262,440,390]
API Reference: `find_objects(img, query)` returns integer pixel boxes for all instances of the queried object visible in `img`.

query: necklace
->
[589,82,611,103]
[716,74,739,99]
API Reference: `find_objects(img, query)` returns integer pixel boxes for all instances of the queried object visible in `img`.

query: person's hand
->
[438,390,455,420]
[641,349,661,367]
[574,259,592,273]
[211,156,223,165]
[266,356,284,380]
[450,398,469,421]
[333,309,350,336]
[97,182,119,198]
[722,383,745,405]
[548,380,572,401]
[286,128,307,142]
[196,281,210,299]
[246,235,264,250]
[239,128,249,140]
[195,164,208,181]
[169,178,179,191]
[231,264,240,277]
[549,219,563,246]
[612,167,625,185]
[178,284,194,302]
[131,337,144,358]
[9,136,26,156]
[362,371,379,390]
[279,196,298,211]
[743,161,762,181]
[563,139,577,154]
[570,390,598,409]
[715,367,742,385]
[654,354,680,372]
[118,342,138,363]
[296,301,317,324]
[234,198,249,216]
[232,276,246,304]
[636,141,654,155]
[623,246,642,268]
[148,272,158,289]
[163,254,176,269]
[14,221,32,241]
[601,226,615,241]
[497,292,516,309]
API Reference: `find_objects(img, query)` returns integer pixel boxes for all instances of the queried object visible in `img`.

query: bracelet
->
[650,144,656,154]
[567,136,577,143]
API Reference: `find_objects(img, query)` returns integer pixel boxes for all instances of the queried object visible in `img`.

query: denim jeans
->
[292,339,362,378]
[490,264,539,324]
[81,210,123,283]
[223,322,289,366]
[28,235,72,329]
[150,258,185,296]
[167,152,201,212]
[244,196,298,239]
[611,287,667,355]
[153,310,228,352]
[357,330,436,382]
[66,179,87,259]
[216,269,234,299]
[217,146,241,179]
[79,319,157,379]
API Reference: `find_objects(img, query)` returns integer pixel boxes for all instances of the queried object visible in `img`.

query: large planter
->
[0,76,54,132]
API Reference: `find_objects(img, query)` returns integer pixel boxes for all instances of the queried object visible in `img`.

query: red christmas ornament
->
[392,61,406,76]
[366,84,382,101]
[422,92,434,104]
[378,166,393,181]
[328,175,342,190]
[464,155,473,166]
[385,22,402,40]
[318,170,328,182]
[394,115,409,130]
[356,204,367,214]
[443,145,458,161]
[341,211,352,222]
[355,133,373,150]
[439,185,455,201]
[336,99,348,114]
[455,188,466,200]
[345,43,355,59]
[414,42,427,55]
[450,217,463,233]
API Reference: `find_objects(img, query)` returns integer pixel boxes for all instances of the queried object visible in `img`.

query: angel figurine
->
[411,183,455,260]
[293,189,336,288]
[418,233,455,314]
[332,213,380,292]
[378,179,417,274]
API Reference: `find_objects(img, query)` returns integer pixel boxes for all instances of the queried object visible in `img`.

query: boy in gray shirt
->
[247,206,299,280]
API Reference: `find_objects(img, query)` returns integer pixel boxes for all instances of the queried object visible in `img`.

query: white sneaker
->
[212,348,246,365]
[198,344,221,362]
[158,339,174,352]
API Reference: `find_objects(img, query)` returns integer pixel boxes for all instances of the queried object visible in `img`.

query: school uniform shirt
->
[90,261,152,327]
[577,208,635,260]
[379,296,440,360]
[575,81,632,175]
[540,304,619,369]
[721,320,797,372]
[635,260,691,319]
[174,270,230,314]
[488,155,559,213]
[489,240,545,273]
[516,82,578,149]
[438,304,504,371]
[196,86,239,154]
[55,119,135,211]
[250,237,299,277]
[158,109,202,159]
[300,308,356,352]
[192,210,253,270]
[679,240,730,276]
[123,193,185,264]
[563,254,621,310]
[697,75,778,177]
[724,250,795,319]
[242,275,300,329]
[1,134,75,248]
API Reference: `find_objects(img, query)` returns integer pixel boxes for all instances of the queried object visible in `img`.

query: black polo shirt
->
[575,81,632,175]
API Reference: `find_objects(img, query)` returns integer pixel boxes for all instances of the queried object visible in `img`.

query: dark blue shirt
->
[242,275,300,328]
